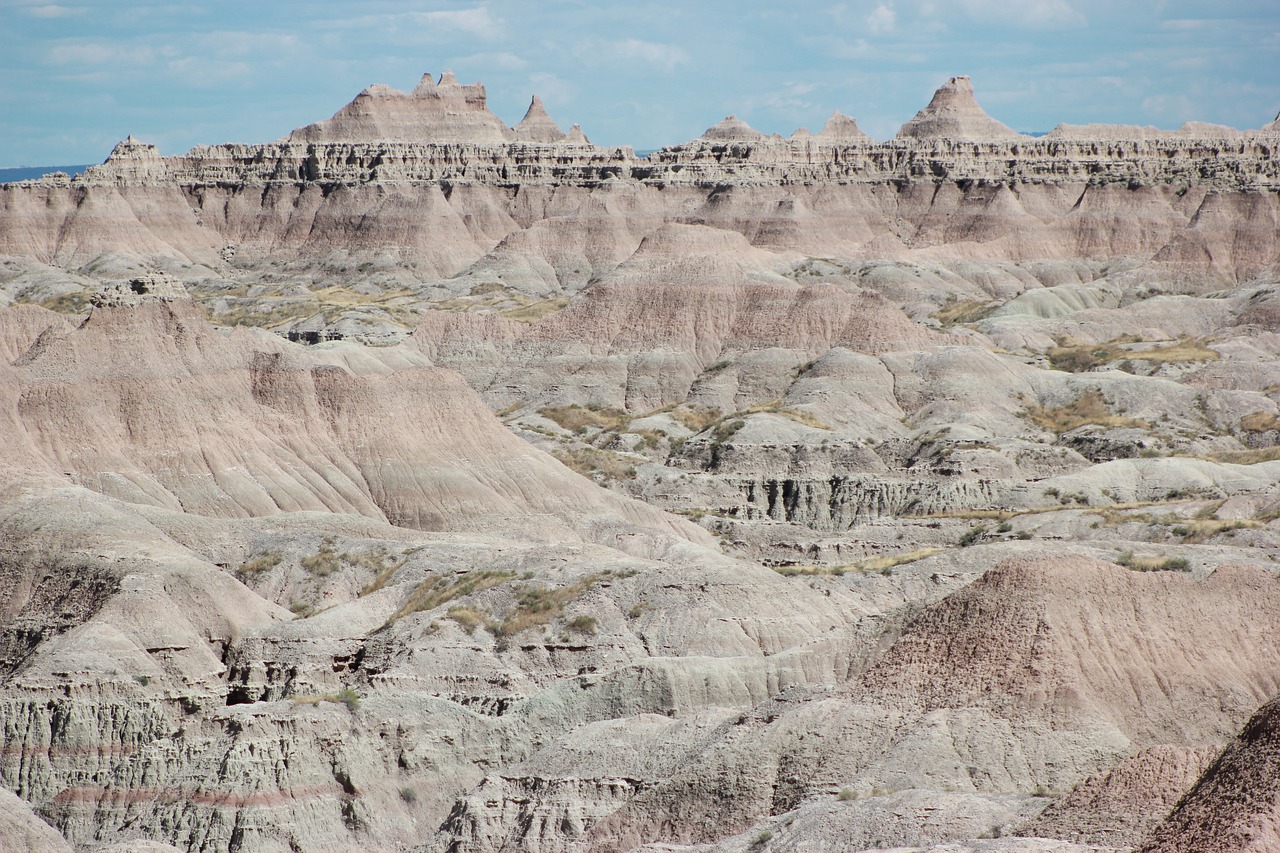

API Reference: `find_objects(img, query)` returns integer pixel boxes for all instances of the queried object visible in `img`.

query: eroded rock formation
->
[1,71,1278,852]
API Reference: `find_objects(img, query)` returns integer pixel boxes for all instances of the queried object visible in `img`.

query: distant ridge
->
[0,164,92,183]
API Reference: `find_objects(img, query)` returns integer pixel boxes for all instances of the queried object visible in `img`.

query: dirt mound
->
[1019,744,1218,846]
[1141,694,1280,852]
[0,299,706,547]
[860,557,1280,743]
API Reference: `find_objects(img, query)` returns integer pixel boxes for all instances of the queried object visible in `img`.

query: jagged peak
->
[701,115,765,142]
[897,75,1023,141]
[510,94,566,142]
[412,73,437,96]
[1262,111,1280,133]
[287,70,505,143]
[523,94,549,117]
[564,124,590,144]
[107,136,160,160]
[818,110,871,141]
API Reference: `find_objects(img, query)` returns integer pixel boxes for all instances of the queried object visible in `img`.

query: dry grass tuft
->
[238,551,283,578]
[1206,447,1280,465]
[502,296,570,322]
[670,406,722,432]
[1240,412,1280,433]
[1049,337,1219,373]
[539,404,630,433]
[1115,551,1190,572]
[553,447,638,481]
[933,297,994,326]
[388,570,515,624]
[1023,389,1148,434]
[848,548,947,572]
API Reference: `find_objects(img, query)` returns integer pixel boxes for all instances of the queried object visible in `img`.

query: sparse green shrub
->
[711,418,746,445]
[334,687,359,713]
[996,521,1013,533]
[301,540,341,577]
[238,551,283,577]
[837,788,857,801]
[566,615,598,635]
[495,575,606,637]
[399,787,417,804]
[958,525,988,547]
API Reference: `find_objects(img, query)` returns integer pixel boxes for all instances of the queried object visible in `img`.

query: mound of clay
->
[1141,694,1280,852]
[700,115,766,142]
[817,109,872,141]
[0,297,704,545]
[897,76,1023,141]
[1019,744,1218,847]
[861,557,1280,744]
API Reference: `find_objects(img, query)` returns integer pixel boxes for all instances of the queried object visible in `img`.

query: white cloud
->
[27,5,79,18]
[576,38,690,72]
[46,42,155,66]
[958,0,1085,29]
[315,6,505,44]
[165,56,253,87]
[527,71,574,108]
[867,3,896,35]
[408,6,502,38]
[455,51,527,72]
[742,81,821,120]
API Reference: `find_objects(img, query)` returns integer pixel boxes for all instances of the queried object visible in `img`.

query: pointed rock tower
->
[817,110,872,142]
[897,76,1022,141]
[510,95,567,143]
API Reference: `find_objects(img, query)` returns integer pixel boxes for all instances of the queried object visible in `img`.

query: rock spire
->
[510,95,566,143]
[897,75,1023,141]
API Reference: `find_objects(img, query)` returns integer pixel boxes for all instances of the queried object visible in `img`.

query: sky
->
[2,0,1279,166]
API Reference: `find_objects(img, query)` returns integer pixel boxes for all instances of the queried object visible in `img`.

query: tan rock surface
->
[1141,694,1280,853]
[1019,744,1218,847]
[897,76,1023,141]
[1,69,1279,853]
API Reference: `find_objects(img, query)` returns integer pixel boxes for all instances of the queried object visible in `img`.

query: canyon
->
[0,71,1278,852]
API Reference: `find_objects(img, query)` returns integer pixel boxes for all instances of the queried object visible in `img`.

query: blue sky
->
[2,0,1278,166]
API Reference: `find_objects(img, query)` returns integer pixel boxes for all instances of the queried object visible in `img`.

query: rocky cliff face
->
[1,72,1279,852]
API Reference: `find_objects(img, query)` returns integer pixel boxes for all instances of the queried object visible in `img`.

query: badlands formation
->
[0,71,1278,852]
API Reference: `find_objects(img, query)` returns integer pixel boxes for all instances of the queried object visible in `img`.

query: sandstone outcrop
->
[897,76,1023,141]
[1,69,1279,853]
